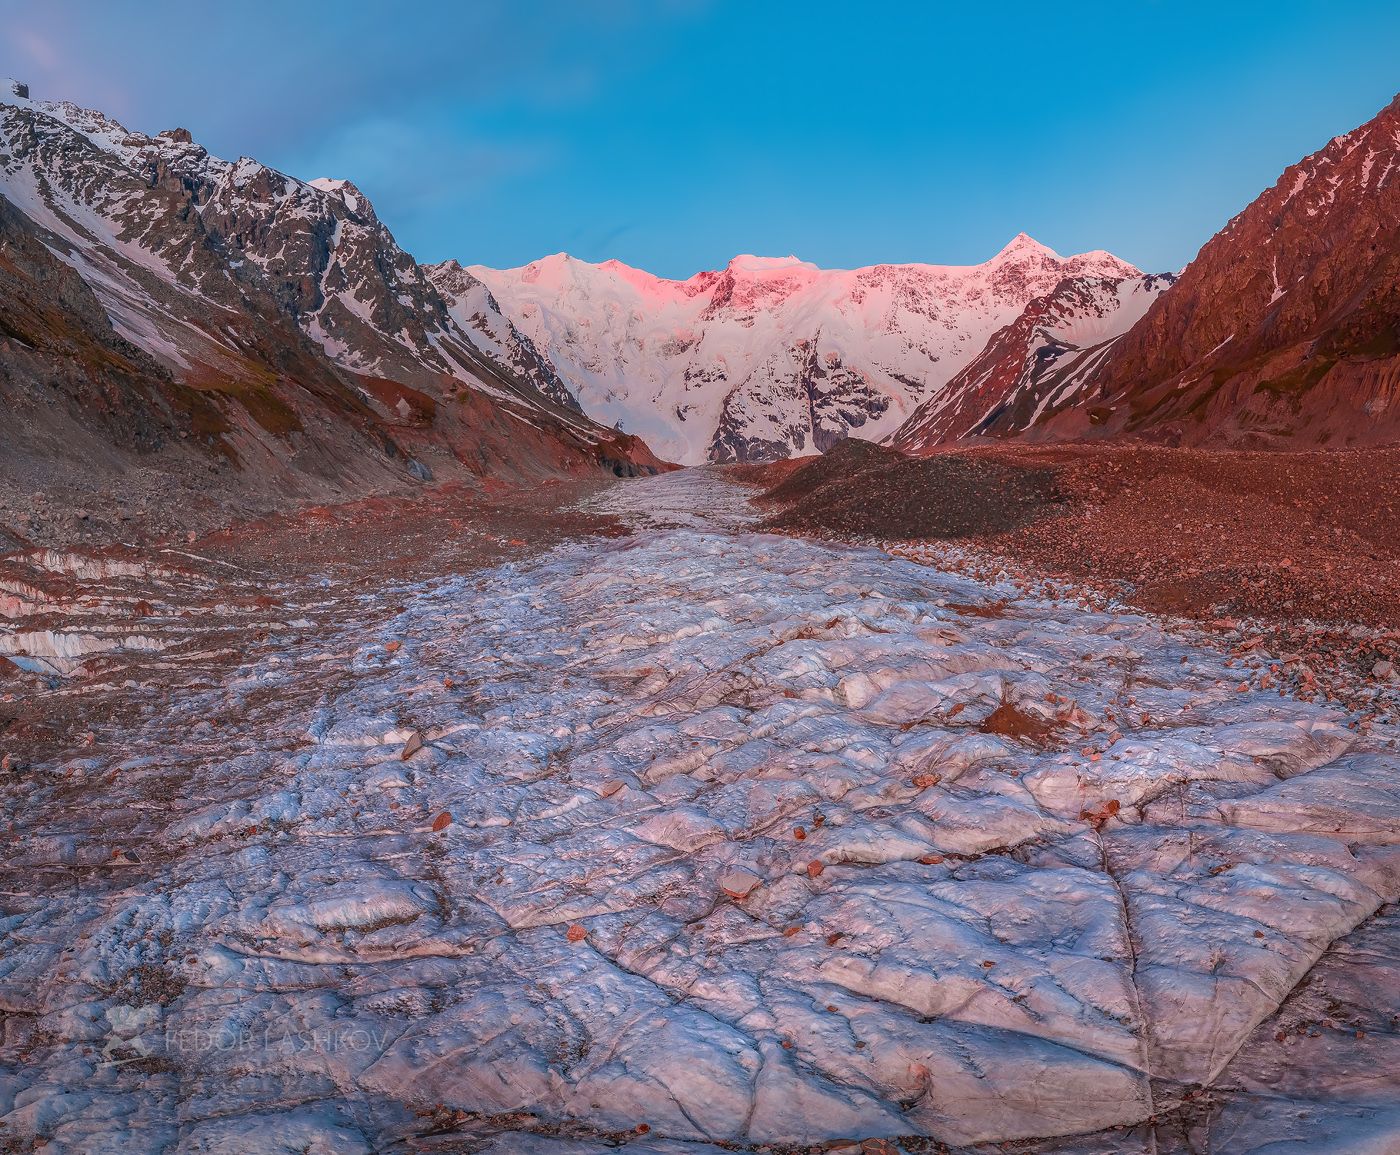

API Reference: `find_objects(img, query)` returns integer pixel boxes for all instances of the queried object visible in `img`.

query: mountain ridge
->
[469,239,1140,464]
[992,90,1400,447]
[890,272,1176,452]
[0,78,663,540]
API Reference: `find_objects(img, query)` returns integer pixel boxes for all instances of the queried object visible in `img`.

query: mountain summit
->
[470,240,1138,464]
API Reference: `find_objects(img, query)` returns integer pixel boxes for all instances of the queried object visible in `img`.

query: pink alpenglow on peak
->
[724,254,816,273]
[470,238,1139,464]
[993,231,1057,259]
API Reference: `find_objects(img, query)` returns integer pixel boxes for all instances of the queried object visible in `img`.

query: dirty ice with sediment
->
[2,470,1398,1153]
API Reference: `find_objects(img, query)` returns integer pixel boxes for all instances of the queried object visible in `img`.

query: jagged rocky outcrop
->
[470,240,1139,464]
[423,258,580,411]
[890,274,1174,451]
[1023,93,1400,446]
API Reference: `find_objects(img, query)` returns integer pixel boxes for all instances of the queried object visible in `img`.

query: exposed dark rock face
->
[710,339,891,463]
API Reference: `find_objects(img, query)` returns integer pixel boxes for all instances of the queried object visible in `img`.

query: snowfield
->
[2,471,1398,1153]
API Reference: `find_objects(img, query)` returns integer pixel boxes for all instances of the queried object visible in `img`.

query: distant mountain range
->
[469,239,1139,465]
[2,76,1396,520]
[472,94,1400,459]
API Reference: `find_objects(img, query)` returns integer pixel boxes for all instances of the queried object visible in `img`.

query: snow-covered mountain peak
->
[8,89,139,156]
[308,177,373,217]
[725,253,813,275]
[990,231,1058,261]
[981,232,1136,281]
[517,251,588,285]
[473,242,1143,464]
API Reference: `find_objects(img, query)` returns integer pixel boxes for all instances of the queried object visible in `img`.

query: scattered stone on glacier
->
[400,730,424,759]
[719,868,763,899]
[6,469,1398,1151]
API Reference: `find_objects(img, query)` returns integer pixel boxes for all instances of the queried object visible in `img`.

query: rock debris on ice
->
[1,471,1397,1152]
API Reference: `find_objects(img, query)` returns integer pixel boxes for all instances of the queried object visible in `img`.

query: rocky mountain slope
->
[890,273,1174,451]
[0,79,660,540]
[1010,92,1400,447]
[469,238,1138,464]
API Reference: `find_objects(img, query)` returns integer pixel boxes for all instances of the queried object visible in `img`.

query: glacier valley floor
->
[1,469,1398,1154]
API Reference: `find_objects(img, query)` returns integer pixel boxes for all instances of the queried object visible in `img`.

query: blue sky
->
[4,1,1399,276]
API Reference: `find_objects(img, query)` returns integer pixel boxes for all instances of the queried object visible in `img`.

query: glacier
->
[1,470,1397,1153]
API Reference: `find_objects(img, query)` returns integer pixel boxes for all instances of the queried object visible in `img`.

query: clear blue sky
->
[4,1,1398,276]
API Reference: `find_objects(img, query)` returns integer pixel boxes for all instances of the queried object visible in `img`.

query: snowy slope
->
[423,259,581,411]
[470,237,1139,464]
[891,273,1175,451]
[0,79,662,493]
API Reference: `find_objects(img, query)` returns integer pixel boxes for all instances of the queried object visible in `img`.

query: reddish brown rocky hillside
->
[1014,94,1400,447]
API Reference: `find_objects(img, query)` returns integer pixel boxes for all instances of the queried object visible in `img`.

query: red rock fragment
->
[1080,798,1121,830]
[719,868,763,899]
[806,860,824,878]
[431,811,452,832]
[566,924,586,943]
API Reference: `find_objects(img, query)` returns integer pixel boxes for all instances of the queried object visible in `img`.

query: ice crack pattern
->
[1,471,1397,1153]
